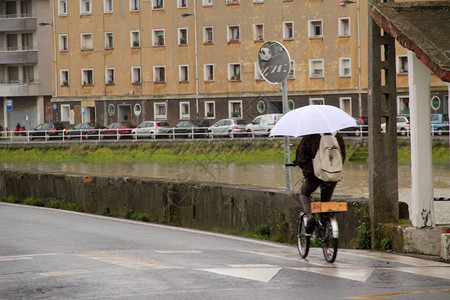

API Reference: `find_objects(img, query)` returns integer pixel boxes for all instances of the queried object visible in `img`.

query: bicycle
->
[286,162,347,263]
[296,185,347,263]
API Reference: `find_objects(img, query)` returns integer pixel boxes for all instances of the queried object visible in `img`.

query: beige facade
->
[50,0,447,127]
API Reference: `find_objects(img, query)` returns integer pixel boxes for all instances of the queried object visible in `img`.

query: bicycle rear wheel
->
[321,217,338,263]
[297,213,310,258]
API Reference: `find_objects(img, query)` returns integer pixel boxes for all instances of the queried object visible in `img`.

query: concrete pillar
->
[37,96,44,125]
[368,0,399,246]
[408,50,434,227]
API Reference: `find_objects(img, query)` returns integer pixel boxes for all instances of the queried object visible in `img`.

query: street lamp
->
[340,0,362,117]
[181,2,199,121]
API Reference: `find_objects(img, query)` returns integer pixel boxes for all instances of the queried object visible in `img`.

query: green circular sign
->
[107,104,115,116]
[431,96,440,110]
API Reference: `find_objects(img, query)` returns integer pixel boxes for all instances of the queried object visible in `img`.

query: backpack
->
[312,133,343,182]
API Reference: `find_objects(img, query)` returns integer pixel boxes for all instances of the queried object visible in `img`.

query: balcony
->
[0,49,38,64]
[0,15,36,32]
[0,80,40,97]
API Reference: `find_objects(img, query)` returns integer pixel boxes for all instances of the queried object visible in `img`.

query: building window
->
[104,0,113,13]
[105,67,114,84]
[398,96,410,114]
[23,66,34,83]
[179,65,189,82]
[339,18,350,37]
[205,101,215,119]
[178,0,187,8]
[340,97,352,115]
[7,66,19,83]
[204,64,214,81]
[131,31,140,47]
[180,102,190,119]
[288,60,295,79]
[22,33,33,50]
[132,67,141,84]
[226,0,240,5]
[283,21,294,40]
[340,58,351,77]
[203,0,213,6]
[178,28,188,45]
[227,25,240,43]
[228,63,241,81]
[80,0,91,14]
[309,59,324,78]
[154,102,167,120]
[255,63,263,80]
[105,32,114,49]
[130,0,139,11]
[254,0,264,3]
[82,69,94,85]
[397,55,408,74]
[60,70,69,86]
[81,33,93,50]
[61,104,71,122]
[59,34,68,51]
[309,20,323,39]
[204,27,213,44]
[59,0,67,15]
[153,29,165,46]
[153,0,164,9]
[154,66,166,83]
[310,98,324,105]
[228,101,242,118]
[254,24,264,41]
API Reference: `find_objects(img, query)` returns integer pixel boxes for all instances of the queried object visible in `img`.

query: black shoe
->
[305,213,316,234]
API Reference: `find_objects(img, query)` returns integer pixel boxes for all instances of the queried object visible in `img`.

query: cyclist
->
[293,133,346,233]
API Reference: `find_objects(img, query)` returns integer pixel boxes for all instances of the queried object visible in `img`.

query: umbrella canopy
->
[269,105,357,137]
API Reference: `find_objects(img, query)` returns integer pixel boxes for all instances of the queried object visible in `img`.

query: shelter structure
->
[368,0,449,239]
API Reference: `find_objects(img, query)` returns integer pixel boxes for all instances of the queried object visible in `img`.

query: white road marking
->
[40,269,90,277]
[380,267,450,280]
[291,267,374,283]
[76,252,182,270]
[198,266,281,283]
[0,253,63,262]
[154,250,202,254]
[0,257,32,262]
[339,249,449,267]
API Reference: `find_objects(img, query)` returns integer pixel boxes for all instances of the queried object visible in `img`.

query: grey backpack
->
[312,133,343,182]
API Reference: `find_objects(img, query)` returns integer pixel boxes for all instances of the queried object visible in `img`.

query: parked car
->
[431,113,449,136]
[29,123,66,140]
[100,122,137,139]
[208,118,248,138]
[132,121,171,139]
[168,120,208,138]
[65,122,105,140]
[340,117,368,136]
[246,113,283,136]
[381,116,410,136]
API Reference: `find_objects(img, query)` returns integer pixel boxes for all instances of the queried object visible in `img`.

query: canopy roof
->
[369,1,450,82]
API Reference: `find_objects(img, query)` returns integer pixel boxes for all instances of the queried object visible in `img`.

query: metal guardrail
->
[0,125,448,143]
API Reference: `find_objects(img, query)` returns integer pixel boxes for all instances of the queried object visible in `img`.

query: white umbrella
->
[269,105,357,137]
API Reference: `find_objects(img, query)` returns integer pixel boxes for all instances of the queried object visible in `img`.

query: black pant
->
[299,177,337,213]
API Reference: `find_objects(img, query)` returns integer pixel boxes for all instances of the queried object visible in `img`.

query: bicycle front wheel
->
[321,217,338,263]
[297,213,310,258]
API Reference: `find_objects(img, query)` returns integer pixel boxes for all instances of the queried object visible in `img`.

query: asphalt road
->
[1,203,449,299]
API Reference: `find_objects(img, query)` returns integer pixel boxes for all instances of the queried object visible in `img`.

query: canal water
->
[1,162,449,205]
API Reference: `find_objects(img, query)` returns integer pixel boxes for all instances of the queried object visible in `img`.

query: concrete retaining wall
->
[0,169,365,247]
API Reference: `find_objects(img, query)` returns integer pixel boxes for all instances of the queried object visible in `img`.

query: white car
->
[381,116,410,136]
[246,113,283,136]
[208,118,248,138]
[132,121,170,139]
[259,47,272,62]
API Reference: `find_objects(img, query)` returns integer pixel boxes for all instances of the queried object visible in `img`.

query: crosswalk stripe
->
[290,267,374,283]
[380,267,450,280]
[40,269,90,277]
[76,252,182,270]
[198,266,281,283]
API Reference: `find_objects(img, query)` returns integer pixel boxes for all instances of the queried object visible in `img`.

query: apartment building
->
[48,0,447,128]
[0,0,52,132]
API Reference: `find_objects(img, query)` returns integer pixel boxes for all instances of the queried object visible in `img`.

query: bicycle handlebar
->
[285,163,297,167]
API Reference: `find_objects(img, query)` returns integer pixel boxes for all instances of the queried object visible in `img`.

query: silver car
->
[132,121,170,139]
[246,113,283,136]
[381,116,410,136]
[208,118,248,138]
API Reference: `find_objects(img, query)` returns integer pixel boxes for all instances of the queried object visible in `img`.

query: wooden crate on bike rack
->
[311,201,348,213]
